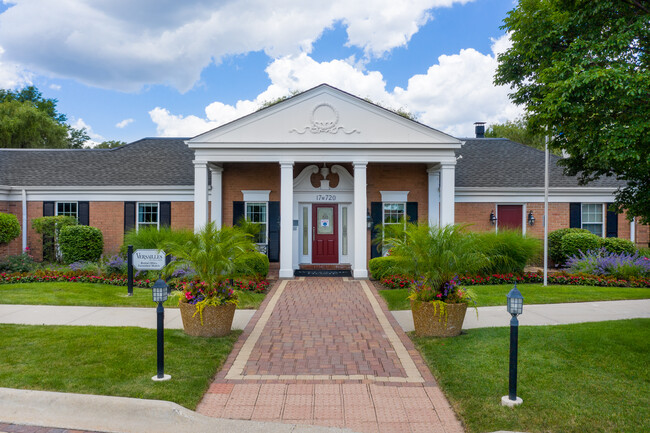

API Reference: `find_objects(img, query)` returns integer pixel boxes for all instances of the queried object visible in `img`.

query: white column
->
[439,162,456,226]
[279,161,294,279]
[353,161,368,279]
[427,165,440,226]
[193,160,209,232]
[209,164,223,229]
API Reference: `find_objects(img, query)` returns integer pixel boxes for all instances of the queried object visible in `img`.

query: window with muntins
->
[246,202,268,244]
[581,203,604,236]
[56,202,78,219]
[137,202,159,230]
[382,202,405,255]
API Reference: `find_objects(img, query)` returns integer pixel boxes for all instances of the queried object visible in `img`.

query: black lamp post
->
[151,279,171,381]
[502,283,523,406]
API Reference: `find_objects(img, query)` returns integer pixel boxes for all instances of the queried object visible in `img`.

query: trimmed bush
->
[368,256,405,280]
[601,237,636,255]
[59,225,104,264]
[31,215,78,262]
[234,252,269,278]
[548,228,591,265]
[0,212,21,244]
[560,232,602,261]
[474,230,541,274]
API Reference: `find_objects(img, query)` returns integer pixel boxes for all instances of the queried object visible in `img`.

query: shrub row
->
[549,228,637,265]
[0,270,271,293]
[379,272,650,289]
[0,212,20,244]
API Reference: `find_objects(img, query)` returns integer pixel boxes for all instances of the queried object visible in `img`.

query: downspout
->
[22,189,27,251]
[630,217,635,244]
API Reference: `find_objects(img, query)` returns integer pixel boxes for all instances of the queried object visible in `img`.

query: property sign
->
[132,249,166,270]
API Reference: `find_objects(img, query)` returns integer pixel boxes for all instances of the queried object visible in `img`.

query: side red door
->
[497,205,523,232]
[312,204,338,263]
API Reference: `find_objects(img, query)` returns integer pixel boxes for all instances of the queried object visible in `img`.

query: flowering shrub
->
[381,275,413,290]
[102,255,127,276]
[0,248,36,273]
[380,271,650,289]
[233,279,270,293]
[0,269,271,292]
[566,248,650,279]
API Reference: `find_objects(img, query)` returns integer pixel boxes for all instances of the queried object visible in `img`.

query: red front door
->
[312,204,338,263]
[497,205,523,232]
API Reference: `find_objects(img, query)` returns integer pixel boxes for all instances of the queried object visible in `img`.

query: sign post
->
[127,245,134,296]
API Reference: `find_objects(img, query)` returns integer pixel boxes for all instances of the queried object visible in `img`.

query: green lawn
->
[0,282,266,309]
[0,324,239,409]
[414,319,650,433]
[379,283,650,310]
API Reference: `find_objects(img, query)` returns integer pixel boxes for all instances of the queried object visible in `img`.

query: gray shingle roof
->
[456,138,623,188]
[0,136,623,189]
[0,138,194,186]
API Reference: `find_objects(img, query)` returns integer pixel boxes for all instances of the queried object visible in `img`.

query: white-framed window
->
[382,202,406,255]
[56,202,78,219]
[246,202,268,244]
[581,203,604,237]
[137,202,159,230]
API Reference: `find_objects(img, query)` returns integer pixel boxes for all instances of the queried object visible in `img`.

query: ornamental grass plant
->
[164,222,257,319]
[384,224,489,305]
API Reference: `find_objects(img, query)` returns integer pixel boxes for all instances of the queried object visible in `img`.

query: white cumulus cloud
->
[70,118,104,147]
[115,118,134,128]
[0,46,32,89]
[150,35,521,138]
[0,0,474,92]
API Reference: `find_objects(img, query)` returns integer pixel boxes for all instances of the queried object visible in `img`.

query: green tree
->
[94,140,126,149]
[0,100,69,148]
[0,86,89,149]
[495,0,650,223]
[485,117,547,151]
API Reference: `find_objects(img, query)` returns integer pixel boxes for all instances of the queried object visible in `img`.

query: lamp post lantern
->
[502,283,523,407]
[152,279,171,381]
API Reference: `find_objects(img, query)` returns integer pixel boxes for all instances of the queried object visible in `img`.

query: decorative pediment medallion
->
[290,103,360,135]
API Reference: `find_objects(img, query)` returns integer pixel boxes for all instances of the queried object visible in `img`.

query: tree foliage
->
[94,140,126,149]
[0,86,89,149]
[485,117,548,151]
[495,0,650,223]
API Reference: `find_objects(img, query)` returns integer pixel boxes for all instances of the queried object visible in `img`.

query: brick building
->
[1,84,647,277]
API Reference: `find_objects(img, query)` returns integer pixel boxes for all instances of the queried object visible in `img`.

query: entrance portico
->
[186,84,461,278]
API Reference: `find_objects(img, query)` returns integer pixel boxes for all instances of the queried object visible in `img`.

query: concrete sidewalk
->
[0,299,647,331]
[0,304,255,330]
[392,299,650,332]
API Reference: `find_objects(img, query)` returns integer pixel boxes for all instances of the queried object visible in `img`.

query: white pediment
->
[187,84,461,149]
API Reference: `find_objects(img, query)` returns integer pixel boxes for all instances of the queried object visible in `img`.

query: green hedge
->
[548,228,591,264]
[601,237,636,255]
[560,232,602,261]
[0,212,20,244]
[59,225,104,264]
[234,252,269,278]
[368,256,406,280]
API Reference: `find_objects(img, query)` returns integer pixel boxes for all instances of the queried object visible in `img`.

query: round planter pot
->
[411,300,468,337]
[179,302,236,337]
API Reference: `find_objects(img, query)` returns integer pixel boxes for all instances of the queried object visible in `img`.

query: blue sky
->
[0,0,521,145]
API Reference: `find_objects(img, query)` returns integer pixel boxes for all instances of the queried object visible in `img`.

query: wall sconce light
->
[528,211,535,226]
[489,210,497,225]
[367,210,373,230]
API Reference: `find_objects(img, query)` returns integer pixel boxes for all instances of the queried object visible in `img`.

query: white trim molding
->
[242,190,271,202]
[380,191,409,202]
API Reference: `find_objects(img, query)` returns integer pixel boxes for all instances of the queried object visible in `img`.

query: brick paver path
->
[197,277,464,433]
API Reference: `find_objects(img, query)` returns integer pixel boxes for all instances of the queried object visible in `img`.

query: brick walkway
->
[197,277,465,433]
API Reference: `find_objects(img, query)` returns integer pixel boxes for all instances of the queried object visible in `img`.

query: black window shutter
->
[233,201,245,226]
[606,203,618,238]
[267,201,280,262]
[406,202,418,223]
[569,203,581,228]
[78,201,89,225]
[160,202,171,228]
[124,202,136,233]
[370,202,383,259]
[43,201,55,217]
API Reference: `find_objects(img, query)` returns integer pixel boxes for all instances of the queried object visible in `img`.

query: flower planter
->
[411,300,467,337]
[179,302,236,337]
